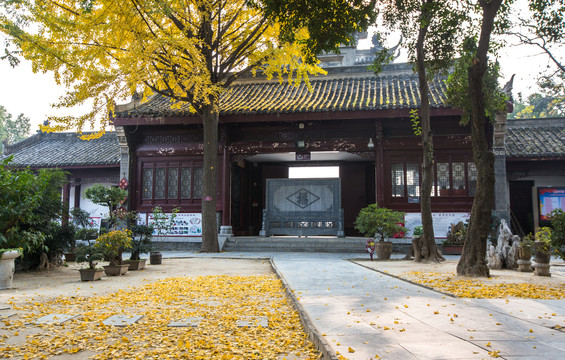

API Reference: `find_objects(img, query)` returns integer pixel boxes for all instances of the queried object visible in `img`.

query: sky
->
[0,1,559,134]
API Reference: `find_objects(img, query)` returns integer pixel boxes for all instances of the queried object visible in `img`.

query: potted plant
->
[94,230,132,276]
[549,209,565,261]
[124,224,153,270]
[354,204,406,260]
[75,243,105,281]
[149,206,179,265]
[442,221,467,255]
[517,234,534,272]
[0,248,23,289]
[533,227,552,276]
[412,226,423,239]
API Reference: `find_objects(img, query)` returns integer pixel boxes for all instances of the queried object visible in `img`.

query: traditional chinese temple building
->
[3,39,564,247]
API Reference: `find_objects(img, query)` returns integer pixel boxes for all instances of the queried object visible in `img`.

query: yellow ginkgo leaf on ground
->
[399,271,565,299]
[0,275,319,359]
[348,346,355,353]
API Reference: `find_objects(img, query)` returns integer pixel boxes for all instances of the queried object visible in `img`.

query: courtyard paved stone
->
[34,314,78,325]
[187,251,565,359]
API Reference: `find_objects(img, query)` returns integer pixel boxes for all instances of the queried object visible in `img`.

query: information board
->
[538,187,565,221]
[139,213,203,237]
[404,212,470,239]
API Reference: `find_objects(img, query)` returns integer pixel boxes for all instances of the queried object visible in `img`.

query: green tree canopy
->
[1,0,371,252]
[0,105,31,144]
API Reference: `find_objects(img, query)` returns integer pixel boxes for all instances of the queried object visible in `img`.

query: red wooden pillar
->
[62,177,71,227]
[375,121,385,205]
[221,128,231,227]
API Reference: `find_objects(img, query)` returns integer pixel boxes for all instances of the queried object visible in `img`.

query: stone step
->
[223,237,368,253]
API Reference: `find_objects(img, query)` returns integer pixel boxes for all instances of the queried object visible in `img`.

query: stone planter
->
[64,252,76,262]
[375,241,393,260]
[124,259,147,271]
[442,245,464,255]
[150,252,162,265]
[533,250,551,277]
[103,264,130,276]
[0,250,21,290]
[517,247,533,272]
[78,268,104,281]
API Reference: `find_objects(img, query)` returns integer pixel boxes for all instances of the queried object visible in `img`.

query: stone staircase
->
[222,236,368,253]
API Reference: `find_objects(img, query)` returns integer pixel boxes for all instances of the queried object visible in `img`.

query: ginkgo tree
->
[1,0,372,252]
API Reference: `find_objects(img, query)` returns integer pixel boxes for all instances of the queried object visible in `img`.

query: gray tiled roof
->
[2,132,120,167]
[506,118,565,159]
[116,72,449,118]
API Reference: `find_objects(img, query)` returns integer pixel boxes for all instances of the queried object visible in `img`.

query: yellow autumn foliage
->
[401,271,565,299]
[1,0,325,137]
[0,275,319,359]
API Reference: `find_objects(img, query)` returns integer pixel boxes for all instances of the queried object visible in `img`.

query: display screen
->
[538,187,565,221]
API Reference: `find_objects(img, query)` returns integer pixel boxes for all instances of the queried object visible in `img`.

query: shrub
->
[93,230,132,265]
[354,204,406,242]
[0,157,67,268]
[75,243,104,269]
[534,227,552,256]
[128,224,153,260]
[549,209,565,259]
[444,221,467,246]
[412,226,423,237]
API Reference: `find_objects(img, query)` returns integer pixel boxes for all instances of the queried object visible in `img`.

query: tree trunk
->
[415,1,444,263]
[456,0,502,277]
[200,104,220,253]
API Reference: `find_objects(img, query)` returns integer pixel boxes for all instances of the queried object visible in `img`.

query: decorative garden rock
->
[488,220,519,270]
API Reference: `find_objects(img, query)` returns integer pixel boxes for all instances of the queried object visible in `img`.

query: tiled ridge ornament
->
[34,314,79,325]
[168,317,204,328]
[236,316,269,328]
[103,314,143,326]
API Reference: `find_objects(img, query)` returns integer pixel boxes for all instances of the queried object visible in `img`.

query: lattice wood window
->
[141,162,203,201]
[390,159,476,200]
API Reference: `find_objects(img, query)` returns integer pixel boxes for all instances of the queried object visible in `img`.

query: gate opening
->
[288,166,339,179]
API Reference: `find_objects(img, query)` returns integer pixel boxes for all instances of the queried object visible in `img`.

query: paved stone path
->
[187,252,565,360]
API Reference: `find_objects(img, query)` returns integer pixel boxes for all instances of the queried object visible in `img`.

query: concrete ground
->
[2,251,565,359]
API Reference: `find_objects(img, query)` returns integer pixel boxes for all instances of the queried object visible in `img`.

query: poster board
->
[404,212,470,239]
[538,187,565,222]
[139,213,203,237]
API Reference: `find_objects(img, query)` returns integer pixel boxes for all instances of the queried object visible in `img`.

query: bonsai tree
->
[93,230,132,266]
[151,206,179,244]
[518,233,535,260]
[550,209,565,260]
[75,243,104,270]
[84,184,127,229]
[354,204,407,242]
[128,224,154,261]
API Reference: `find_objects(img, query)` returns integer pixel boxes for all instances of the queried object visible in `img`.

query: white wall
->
[69,183,115,219]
